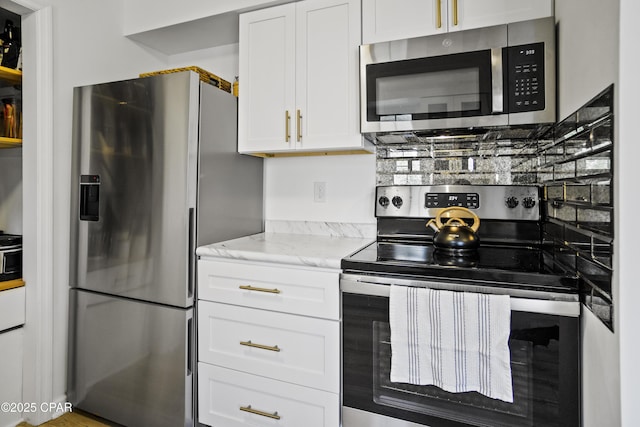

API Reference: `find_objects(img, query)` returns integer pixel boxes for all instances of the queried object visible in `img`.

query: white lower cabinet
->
[0,327,24,427]
[199,301,339,392]
[197,257,341,427]
[0,286,25,331]
[198,364,339,427]
[198,259,340,319]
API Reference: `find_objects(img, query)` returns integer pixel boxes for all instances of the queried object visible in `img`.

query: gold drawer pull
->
[436,0,442,29]
[285,110,291,142]
[296,109,302,142]
[239,285,281,294]
[240,405,281,420]
[452,0,458,26]
[240,340,281,352]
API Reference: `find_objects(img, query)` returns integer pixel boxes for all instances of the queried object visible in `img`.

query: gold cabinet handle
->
[285,110,291,142]
[436,0,442,29]
[296,109,302,142]
[240,340,281,352]
[239,285,281,294]
[240,405,281,420]
[452,0,458,26]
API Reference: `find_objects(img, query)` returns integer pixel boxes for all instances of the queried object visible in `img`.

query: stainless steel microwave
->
[360,17,556,138]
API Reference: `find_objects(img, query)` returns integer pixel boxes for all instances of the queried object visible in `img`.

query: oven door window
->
[366,50,495,122]
[342,293,580,427]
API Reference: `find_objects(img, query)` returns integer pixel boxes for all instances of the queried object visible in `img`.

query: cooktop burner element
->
[342,240,577,293]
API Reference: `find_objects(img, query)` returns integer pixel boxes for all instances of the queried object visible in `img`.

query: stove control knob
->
[392,196,403,208]
[378,196,390,208]
[522,197,536,209]
[506,196,519,209]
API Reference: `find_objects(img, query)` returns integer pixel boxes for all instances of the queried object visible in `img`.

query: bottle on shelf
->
[1,20,20,69]
[233,76,239,97]
[1,98,20,138]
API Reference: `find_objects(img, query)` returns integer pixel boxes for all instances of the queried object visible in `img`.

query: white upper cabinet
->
[363,0,447,43]
[452,0,554,31]
[239,0,368,155]
[239,4,296,153]
[362,0,554,44]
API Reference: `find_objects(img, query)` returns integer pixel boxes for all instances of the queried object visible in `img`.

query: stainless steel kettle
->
[426,207,481,255]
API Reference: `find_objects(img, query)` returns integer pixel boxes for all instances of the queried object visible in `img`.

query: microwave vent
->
[365,124,553,145]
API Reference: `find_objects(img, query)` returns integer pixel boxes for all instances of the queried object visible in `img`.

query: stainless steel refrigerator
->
[67,71,263,427]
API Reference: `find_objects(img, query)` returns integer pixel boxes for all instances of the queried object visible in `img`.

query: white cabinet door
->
[239,0,368,155]
[0,287,25,331]
[198,302,340,392]
[295,0,363,151]
[362,0,446,44]
[450,0,554,32]
[239,4,296,153]
[0,328,23,427]
[362,0,553,43]
[198,364,339,427]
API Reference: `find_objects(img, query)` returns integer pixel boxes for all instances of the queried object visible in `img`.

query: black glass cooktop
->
[341,241,579,293]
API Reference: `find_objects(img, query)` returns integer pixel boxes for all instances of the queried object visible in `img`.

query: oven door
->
[341,275,580,427]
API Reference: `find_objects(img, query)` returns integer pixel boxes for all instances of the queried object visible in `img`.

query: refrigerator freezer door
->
[70,72,200,307]
[67,289,193,427]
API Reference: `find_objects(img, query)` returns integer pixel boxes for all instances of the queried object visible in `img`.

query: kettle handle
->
[444,217,467,226]
[433,207,481,232]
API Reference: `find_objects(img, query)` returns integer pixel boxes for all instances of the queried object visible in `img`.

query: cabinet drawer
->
[197,259,339,319]
[198,363,339,427]
[198,301,339,393]
[0,286,25,332]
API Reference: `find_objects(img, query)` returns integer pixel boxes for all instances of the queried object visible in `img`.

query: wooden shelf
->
[0,137,22,148]
[0,65,22,86]
[0,278,24,292]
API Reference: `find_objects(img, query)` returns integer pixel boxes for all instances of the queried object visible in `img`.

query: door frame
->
[1,0,54,424]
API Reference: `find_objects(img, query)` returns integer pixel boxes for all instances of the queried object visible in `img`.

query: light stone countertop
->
[196,232,374,270]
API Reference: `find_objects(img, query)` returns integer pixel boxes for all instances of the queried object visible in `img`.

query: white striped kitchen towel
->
[389,285,513,403]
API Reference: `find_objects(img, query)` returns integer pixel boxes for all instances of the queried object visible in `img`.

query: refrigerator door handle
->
[188,207,195,299]
[187,317,193,376]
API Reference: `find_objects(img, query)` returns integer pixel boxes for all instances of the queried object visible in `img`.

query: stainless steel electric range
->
[340,185,580,427]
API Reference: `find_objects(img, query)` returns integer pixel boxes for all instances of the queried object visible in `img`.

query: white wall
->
[555,1,621,426]
[168,43,240,84]
[264,154,376,224]
[123,0,296,35]
[556,0,619,120]
[618,0,640,425]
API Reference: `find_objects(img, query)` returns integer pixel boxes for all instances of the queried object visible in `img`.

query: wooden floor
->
[16,411,116,427]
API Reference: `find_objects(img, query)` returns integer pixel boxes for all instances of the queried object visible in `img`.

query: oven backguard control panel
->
[376,185,540,221]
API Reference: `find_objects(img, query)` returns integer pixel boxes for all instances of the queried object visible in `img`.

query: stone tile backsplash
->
[376,141,541,186]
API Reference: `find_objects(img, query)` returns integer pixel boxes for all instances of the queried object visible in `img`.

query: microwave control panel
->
[507,42,545,113]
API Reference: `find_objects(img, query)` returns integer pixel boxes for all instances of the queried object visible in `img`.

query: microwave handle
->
[491,48,504,114]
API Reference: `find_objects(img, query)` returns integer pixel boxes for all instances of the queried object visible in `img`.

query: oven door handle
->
[340,275,580,318]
